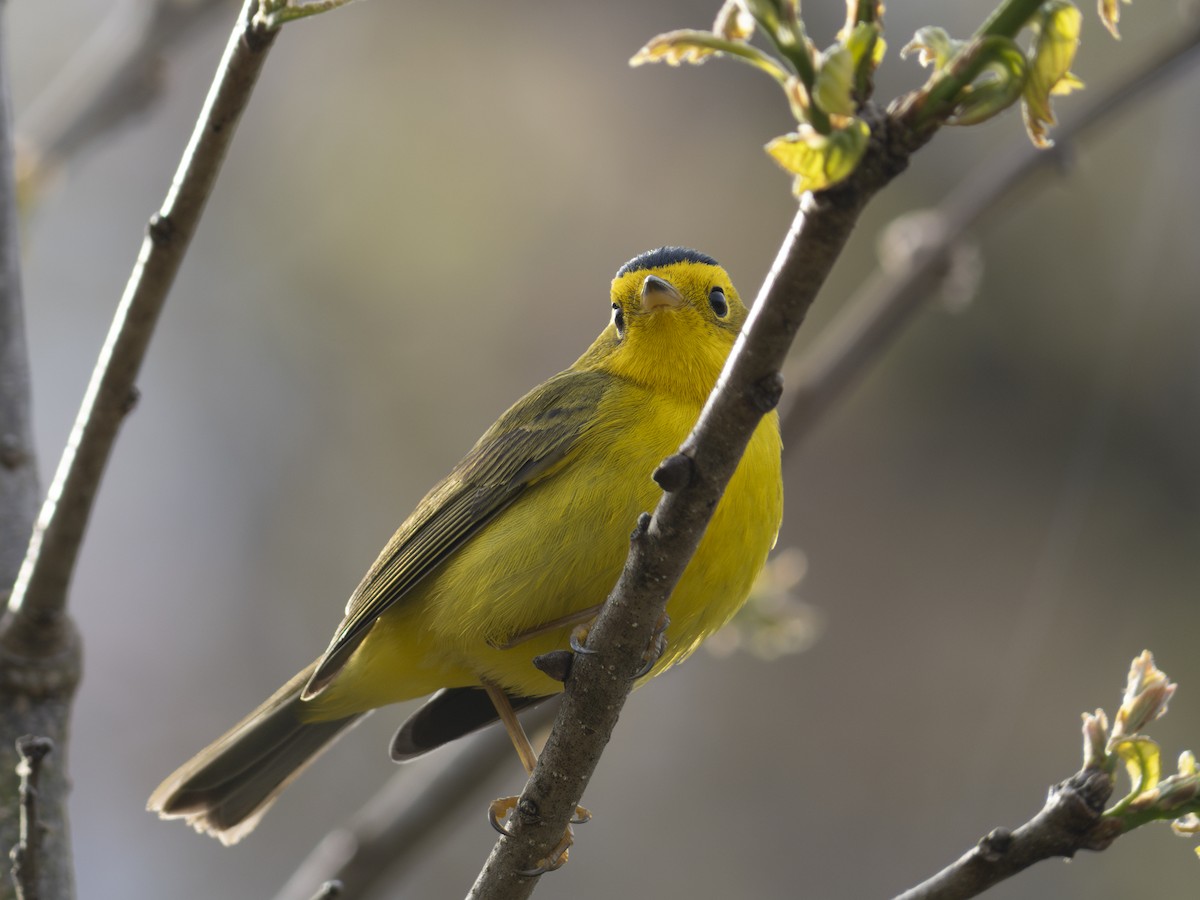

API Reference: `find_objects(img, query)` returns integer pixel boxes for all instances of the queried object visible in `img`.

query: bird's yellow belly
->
[309,390,782,715]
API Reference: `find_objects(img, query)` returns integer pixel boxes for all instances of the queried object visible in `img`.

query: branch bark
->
[466,106,929,899]
[892,768,1122,900]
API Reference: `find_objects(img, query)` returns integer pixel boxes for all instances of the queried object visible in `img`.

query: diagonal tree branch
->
[271,20,1200,898]
[891,768,1119,900]
[1,1,285,895]
[466,105,931,899]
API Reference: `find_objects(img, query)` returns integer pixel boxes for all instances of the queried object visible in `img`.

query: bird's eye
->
[708,287,729,318]
[611,302,625,335]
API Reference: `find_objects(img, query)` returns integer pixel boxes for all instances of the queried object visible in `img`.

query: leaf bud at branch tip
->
[1111,650,1176,742]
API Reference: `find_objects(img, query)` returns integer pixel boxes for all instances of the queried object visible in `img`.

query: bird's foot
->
[488,795,592,874]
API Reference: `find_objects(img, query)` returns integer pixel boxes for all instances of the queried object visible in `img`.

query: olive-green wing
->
[303,368,610,699]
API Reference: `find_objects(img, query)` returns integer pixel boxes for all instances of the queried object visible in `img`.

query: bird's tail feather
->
[148,661,365,845]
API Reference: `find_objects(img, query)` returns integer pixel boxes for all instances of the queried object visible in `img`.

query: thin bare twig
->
[0,3,279,892]
[780,15,1200,447]
[893,768,1119,900]
[8,736,53,900]
[1,0,278,655]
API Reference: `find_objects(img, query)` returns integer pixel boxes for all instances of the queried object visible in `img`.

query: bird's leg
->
[483,682,591,874]
[486,605,604,651]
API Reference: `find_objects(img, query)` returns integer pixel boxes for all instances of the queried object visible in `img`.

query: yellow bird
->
[150,247,783,853]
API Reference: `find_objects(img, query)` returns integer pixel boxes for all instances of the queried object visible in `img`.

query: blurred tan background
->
[9,0,1200,897]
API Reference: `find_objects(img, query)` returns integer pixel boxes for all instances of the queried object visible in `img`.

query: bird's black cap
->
[616,247,719,278]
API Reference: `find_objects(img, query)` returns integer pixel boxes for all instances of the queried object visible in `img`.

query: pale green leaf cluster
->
[630,0,886,195]
[766,118,871,194]
[1083,652,1200,859]
[900,0,1131,148]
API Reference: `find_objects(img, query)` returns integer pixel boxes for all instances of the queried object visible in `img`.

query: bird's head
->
[576,247,749,403]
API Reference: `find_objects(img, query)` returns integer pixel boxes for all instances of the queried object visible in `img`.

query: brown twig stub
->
[531,650,574,684]
[651,453,695,492]
[892,768,1118,900]
[9,735,54,900]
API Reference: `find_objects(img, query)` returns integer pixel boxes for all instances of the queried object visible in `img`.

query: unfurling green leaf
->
[948,38,1028,126]
[765,117,870,194]
[630,30,793,87]
[901,26,964,71]
[844,21,886,72]
[1021,0,1084,148]
[1099,0,1132,39]
[1113,735,1163,799]
[813,45,857,116]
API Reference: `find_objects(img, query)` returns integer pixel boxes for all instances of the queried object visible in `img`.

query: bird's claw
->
[490,796,592,874]
[488,796,519,837]
[569,622,595,655]
[516,826,575,877]
[633,613,670,678]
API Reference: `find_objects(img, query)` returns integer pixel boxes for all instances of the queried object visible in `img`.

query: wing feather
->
[303,368,610,698]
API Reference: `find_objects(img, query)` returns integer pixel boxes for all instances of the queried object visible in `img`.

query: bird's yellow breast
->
[309,379,782,715]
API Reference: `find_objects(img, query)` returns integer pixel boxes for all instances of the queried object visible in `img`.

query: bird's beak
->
[640,274,684,311]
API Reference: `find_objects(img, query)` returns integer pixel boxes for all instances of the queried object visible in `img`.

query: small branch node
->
[516,797,541,826]
[146,212,175,247]
[748,371,785,414]
[652,453,695,492]
[976,826,1013,862]
[0,434,27,470]
[532,650,574,683]
[631,512,653,542]
[120,386,141,416]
